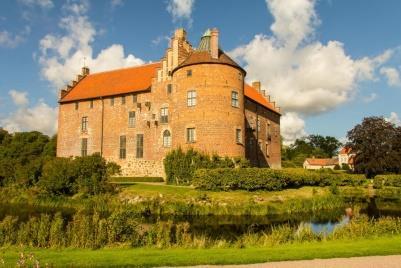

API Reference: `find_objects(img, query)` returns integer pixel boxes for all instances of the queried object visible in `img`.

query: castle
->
[57,28,282,178]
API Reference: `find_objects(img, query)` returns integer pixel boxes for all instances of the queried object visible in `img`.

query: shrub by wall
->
[39,153,120,196]
[164,148,249,185]
[193,168,366,191]
[373,174,401,189]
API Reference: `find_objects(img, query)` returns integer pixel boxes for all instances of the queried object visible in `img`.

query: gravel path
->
[186,255,401,268]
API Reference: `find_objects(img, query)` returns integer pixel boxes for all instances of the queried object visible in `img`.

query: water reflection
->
[1,197,401,238]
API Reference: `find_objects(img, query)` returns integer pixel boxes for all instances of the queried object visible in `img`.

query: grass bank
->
[2,235,401,267]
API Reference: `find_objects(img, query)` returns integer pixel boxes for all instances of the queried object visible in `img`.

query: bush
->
[40,158,77,196]
[373,174,401,189]
[39,153,120,196]
[164,148,244,185]
[193,168,366,191]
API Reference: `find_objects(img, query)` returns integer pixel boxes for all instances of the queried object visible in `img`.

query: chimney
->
[82,66,90,76]
[174,28,186,39]
[252,81,261,93]
[210,28,219,59]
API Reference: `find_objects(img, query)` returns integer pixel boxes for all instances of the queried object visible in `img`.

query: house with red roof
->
[303,158,339,170]
[57,28,282,178]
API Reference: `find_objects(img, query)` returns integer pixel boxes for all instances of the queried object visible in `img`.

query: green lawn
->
[2,236,401,267]
[119,183,334,204]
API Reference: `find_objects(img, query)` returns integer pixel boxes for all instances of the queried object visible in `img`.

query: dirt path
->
[188,255,401,268]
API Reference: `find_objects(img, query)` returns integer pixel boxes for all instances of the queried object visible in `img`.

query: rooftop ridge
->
[87,61,160,77]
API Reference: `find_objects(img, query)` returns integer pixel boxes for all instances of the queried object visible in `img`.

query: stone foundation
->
[109,157,165,179]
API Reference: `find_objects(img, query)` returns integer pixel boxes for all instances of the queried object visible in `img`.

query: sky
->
[0,0,401,144]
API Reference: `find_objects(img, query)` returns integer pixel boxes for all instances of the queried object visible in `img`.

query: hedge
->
[193,168,367,191]
[109,177,164,183]
[373,174,401,189]
[163,148,249,185]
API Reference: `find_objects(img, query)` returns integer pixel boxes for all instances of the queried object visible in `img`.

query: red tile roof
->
[59,62,160,103]
[59,62,280,115]
[305,158,338,166]
[339,147,352,154]
[244,84,280,114]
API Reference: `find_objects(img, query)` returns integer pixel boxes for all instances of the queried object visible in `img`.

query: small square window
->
[167,84,172,94]
[121,96,126,105]
[75,102,79,110]
[90,100,94,109]
[110,97,114,106]
[132,94,137,103]
[187,69,192,77]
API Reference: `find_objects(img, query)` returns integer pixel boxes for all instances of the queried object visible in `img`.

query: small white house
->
[338,147,355,169]
[303,158,339,170]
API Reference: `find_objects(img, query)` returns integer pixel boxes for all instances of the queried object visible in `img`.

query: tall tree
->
[347,116,397,178]
[307,135,342,158]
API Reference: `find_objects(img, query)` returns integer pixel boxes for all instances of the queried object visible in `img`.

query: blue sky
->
[0,0,400,144]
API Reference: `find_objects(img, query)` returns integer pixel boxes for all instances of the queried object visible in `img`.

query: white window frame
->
[163,130,171,147]
[186,128,196,143]
[187,90,197,107]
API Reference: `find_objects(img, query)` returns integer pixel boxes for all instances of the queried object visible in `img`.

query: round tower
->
[170,28,246,158]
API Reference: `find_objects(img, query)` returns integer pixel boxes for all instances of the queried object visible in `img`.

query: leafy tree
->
[73,153,119,195]
[39,157,77,195]
[307,135,342,157]
[39,153,120,196]
[282,135,342,167]
[0,131,51,185]
[347,116,398,178]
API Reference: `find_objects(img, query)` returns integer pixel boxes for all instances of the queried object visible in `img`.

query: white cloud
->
[111,0,124,8]
[1,94,57,136]
[386,112,401,126]
[0,26,30,48]
[380,66,401,87]
[18,0,54,9]
[38,0,145,89]
[151,35,170,47]
[229,0,394,144]
[280,112,307,145]
[9,90,29,106]
[166,0,194,26]
[362,93,377,103]
[267,0,319,48]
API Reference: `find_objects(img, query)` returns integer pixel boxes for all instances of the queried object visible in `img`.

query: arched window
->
[163,130,171,147]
